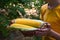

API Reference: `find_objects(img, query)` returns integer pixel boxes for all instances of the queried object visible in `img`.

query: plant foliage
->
[0,0,45,37]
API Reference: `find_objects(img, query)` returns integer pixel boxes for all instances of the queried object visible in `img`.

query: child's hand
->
[35,23,51,36]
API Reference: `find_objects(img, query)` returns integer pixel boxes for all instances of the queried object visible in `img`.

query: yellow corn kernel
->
[14,18,42,28]
[10,23,37,30]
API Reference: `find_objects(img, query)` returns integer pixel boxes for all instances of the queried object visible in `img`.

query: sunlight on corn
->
[10,23,37,31]
[14,18,43,28]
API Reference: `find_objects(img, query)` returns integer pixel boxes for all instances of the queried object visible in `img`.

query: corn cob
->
[14,18,43,28]
[10,23,37,31]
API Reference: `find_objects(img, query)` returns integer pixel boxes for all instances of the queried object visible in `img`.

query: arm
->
[49,29,60,40]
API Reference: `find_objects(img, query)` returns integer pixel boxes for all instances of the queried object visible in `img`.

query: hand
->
[35,23,51,36]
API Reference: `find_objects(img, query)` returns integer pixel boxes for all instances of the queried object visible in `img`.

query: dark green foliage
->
[33,36,42,40]
[0,0,45,38]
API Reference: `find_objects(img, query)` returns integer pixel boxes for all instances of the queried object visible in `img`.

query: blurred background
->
[0,0,46,40]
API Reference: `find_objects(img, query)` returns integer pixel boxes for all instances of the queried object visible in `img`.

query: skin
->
[50,30,60,40]
[35,23,60,40]
[38,0,60,39]
[20,0,60,39]
[35,23,50,36]
[44,0,59,9]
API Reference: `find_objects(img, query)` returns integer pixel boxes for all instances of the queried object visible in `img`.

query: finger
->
[44,22,51,28]
[39,28,50,32]
[35,31,48,36]
[41,22,50,29]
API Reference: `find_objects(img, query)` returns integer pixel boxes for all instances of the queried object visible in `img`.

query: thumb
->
[42,22,51,28]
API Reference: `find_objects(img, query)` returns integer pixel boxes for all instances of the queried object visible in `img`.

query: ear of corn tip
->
[10,23,38,31]
[14,18,44,28]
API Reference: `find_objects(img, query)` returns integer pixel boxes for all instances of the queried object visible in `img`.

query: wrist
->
[49,29,60,40]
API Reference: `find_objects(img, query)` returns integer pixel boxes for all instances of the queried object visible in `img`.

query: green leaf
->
[33,36,42,40]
